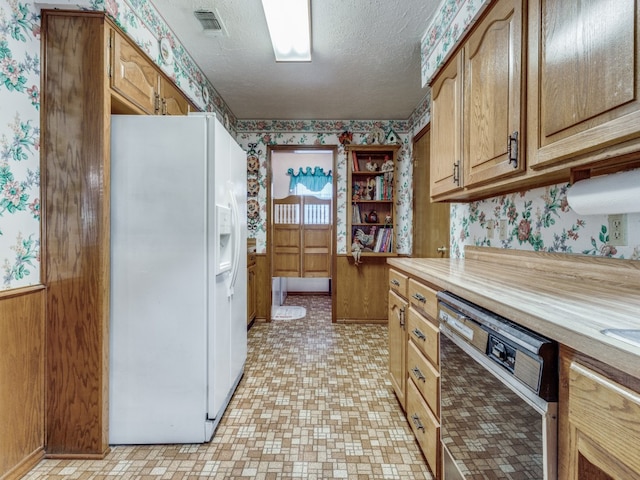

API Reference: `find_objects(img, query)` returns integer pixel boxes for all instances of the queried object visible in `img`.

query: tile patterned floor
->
[24,295,432,479]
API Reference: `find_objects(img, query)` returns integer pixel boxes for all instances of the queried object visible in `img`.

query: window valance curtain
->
[287,166,333,193]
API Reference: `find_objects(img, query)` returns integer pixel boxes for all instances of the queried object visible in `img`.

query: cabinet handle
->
[411,414,425,432]
[453,160,460,185]
[437,246,447,254]
[507,131,519,168]
[154,93,161,114]
[411,366,426,382]
[162,98,167,115]
[412,292,426,303]
[399,307,406,328]
[412,328,426,341]
[390,279,400,287]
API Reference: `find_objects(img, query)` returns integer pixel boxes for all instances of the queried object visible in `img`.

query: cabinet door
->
[430,51,463,198]
[560,351,640,480]
[388,290,408,411]
[160,77,190,116]
[529,0,640,168]
[110,30,159,114]
[247,263,256,324]
[464,0,525,186]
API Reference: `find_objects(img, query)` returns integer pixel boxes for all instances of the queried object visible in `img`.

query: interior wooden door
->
[272,195,332,278]
[272,196,301,277]
[413,128,450,258]
[302,196,332,278]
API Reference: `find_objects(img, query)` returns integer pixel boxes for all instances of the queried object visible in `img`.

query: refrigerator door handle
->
[227,181,241,298]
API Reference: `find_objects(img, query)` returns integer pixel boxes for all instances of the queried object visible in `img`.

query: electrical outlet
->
[499,219,508,240]
[608,214,628,246]
[486,220,495,239]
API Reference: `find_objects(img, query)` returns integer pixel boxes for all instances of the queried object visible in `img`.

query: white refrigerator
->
[109,114,247,444]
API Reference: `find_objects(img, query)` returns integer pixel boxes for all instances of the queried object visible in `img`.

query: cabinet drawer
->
[407,308,439,367]
[407,340,439,419]
[388,269,408,298]
[407,379,440,477]
[408,279,438,320]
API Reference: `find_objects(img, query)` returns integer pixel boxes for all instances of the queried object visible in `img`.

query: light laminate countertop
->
[388,248,640,378]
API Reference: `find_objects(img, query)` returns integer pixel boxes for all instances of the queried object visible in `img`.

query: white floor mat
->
[271,306,307,320]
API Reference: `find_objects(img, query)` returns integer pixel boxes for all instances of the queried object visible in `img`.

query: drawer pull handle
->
[412,366,425,382]
[411,414,425,432]
[412,328,426,341]
[390,279,400,287]
[412,293,426,303]
[398,307,406,328]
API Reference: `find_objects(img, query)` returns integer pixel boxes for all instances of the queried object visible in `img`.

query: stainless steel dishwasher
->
[437,291,558,480]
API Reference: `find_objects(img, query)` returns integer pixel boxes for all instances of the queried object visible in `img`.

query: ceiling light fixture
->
[261,0,311,62]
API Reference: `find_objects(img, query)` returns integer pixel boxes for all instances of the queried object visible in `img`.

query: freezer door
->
[110,115,210,444]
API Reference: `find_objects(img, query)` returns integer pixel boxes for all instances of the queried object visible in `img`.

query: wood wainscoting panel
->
[335,255,389,323]
[42,11,111,457]
[0,287,46,479]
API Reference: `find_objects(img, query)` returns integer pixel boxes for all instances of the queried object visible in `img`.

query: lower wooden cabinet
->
[388,266,441,479]
[388,289,407,410]
[247,252,256,326]
[560,347,640,480]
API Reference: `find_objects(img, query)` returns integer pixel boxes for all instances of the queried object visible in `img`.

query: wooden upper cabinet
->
[463,0,525,187]
[528,0,640,169]
[430,51,464,198]
[159,77,190,115]
[110,29,159,115]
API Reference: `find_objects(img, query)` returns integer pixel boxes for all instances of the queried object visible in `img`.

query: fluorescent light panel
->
[261,0,311,62]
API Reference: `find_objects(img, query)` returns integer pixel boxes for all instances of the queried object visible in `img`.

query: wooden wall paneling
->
[335,255,389,323]
[0,288,46,479]
[254,254,270,321]
[42,11,111,457]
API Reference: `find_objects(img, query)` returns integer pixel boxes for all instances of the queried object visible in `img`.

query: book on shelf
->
[381,228,393,252]
[371,227,393,253]
[352,151,359,172]
[352,203,362,224]
[373,227,384,252]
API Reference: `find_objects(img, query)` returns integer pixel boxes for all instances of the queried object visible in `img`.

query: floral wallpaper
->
[1,0,638,294]
[451,183,640,260]
[235,121,413,255]
[0,0,41,290]
[420,0,490,86]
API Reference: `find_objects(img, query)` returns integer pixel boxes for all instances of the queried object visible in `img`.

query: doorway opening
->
[267,146,337,321]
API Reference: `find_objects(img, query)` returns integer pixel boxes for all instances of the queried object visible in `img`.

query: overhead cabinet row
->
[430,0,640,201]
[110,26,195,116]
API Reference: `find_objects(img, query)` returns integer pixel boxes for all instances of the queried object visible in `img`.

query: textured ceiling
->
[150,0,439,120]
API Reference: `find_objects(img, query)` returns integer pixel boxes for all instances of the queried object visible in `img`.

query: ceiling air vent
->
[194,10,227,36]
